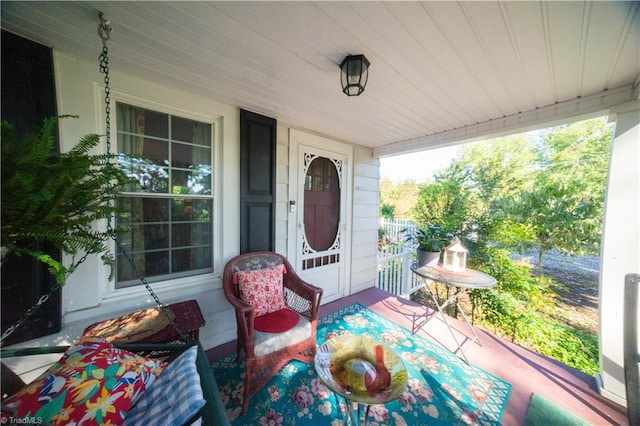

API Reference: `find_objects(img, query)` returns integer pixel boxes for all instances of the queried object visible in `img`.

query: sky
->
[379,145,462,183]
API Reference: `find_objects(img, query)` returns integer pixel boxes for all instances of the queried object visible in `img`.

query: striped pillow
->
[124,346,205,426]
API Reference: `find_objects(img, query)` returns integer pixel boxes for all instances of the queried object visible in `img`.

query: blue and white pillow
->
[124,345,205,426]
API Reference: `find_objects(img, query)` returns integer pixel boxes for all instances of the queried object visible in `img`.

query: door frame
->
[287,129,353,303]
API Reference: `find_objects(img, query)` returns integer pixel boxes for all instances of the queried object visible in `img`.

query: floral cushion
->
[124,345,205,426]
[235,264,287,317]
[1,336,165,425]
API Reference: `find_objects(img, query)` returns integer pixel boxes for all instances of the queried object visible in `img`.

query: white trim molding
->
[374,83,639,158]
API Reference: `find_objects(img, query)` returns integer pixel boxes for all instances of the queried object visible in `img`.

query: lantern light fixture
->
[443,237,468,273]
[340,54,370,96]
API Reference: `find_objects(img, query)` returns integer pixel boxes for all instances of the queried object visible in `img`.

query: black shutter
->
[1,30,61,345]
[239,110,276,253]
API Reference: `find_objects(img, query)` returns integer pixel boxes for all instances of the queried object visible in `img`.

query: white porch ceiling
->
[2,1,639,156]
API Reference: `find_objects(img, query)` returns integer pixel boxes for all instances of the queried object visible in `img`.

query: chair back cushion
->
[235,264,287,316]
[228,252,284,274]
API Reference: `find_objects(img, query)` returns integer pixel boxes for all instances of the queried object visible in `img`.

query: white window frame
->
[102,92,222,299]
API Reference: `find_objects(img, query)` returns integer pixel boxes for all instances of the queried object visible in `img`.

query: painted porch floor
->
[207,287,629,425]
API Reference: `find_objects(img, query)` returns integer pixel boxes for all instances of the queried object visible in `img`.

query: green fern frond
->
[1,116,134,285]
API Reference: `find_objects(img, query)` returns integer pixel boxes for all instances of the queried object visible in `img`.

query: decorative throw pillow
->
[235,264,287,317]
[124,345,205,426]
[1,336,164,425]
[254,308,300,333]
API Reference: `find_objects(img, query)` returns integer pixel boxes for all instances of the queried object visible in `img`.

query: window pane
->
[116,250,171,282]
[116,102,214,288]
[145,224,170,250]
[304,157,341,252]
[172,223,212,246]
[117,104,144,134]
[172,143,211,169]
[172,169,212,195]
[117,103,168,139]
[144,110,169,139]
[118,153,169,193]
[116,197,213,286]
[117,252,145,282]
[172,117,211,146]
[145,251,171,276]
[142,198,170,222]
[142,139,169,167]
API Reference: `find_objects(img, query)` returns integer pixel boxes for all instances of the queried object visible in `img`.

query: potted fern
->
[405,224,451,267]
[1,116,131,284]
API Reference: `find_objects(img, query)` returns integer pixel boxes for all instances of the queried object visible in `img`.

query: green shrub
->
[464,246,598,375]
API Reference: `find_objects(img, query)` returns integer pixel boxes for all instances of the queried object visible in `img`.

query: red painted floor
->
[208,287,629,425]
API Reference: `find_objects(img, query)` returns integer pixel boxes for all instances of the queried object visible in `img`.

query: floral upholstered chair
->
[222,251,323,413]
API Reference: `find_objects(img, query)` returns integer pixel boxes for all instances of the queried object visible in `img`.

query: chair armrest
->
[224,292,257,342]
[283,271,323,320]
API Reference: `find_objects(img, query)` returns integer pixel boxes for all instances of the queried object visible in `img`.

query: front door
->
[289,130,351,303]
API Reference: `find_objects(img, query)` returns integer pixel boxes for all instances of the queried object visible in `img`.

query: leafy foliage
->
[404,224,451,252]
[503,120,612,273]
[514,312,599,375]
[1,117,132,283]
[410,179,469,237]
[379,177,421,219]
[391,118,611,375]
[379,203,395,220]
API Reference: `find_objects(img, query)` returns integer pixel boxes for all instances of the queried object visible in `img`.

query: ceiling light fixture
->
[340,54,370,96]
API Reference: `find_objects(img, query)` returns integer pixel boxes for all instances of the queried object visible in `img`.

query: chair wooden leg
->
[235,338,242,362]
[242,372,251,414]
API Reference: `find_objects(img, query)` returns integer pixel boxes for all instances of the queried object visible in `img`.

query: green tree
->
[379,177,421,219]
[428,135,539,261]
[405,120,609,375]
[439,134,537,206]
[506,118,612,274]
[379,203,395,220]
[410,179,468,237]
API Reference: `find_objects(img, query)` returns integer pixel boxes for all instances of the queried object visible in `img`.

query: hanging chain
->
[1,250,92,345]
[99,12,115,238]
[2,12,189,346]
[1,288,61,345]
[1,21,114,345]
[97,13,188,342]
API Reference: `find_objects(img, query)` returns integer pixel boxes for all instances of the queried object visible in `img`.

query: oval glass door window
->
[304,157,340,251]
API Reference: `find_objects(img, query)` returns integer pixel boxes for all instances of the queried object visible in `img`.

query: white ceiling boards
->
[2,1,638,154]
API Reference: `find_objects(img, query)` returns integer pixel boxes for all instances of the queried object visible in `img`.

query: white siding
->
[350,146,380,294]
[7,53,383,360]
[275,123,291,255]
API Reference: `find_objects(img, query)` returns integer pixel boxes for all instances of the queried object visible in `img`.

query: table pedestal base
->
[342,399,372,426]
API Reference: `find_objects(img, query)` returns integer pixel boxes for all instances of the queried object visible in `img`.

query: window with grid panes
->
[115,102,213,288]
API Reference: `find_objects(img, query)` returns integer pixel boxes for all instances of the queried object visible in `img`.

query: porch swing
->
[1,12,228,426]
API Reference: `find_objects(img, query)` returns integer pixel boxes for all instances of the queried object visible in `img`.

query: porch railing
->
[376,219,422,298]
[378,218,416,240]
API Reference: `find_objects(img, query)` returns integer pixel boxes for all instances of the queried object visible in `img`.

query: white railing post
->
[377,218,418,298]
[400,249,411,298]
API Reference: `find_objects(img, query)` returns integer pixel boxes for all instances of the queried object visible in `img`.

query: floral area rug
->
[212,303,512,425]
